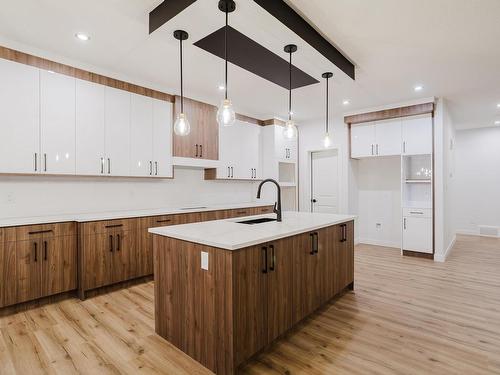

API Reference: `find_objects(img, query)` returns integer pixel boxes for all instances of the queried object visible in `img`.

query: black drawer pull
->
[262,246,268,274]
[109,235,114,252]
[156,219,172,223]
[105,224,123,229]
[314,232,319,254]
[44,241,48,261]
[310,233,315,255]
[269,245,275,271]
[116,234,121,251]
[28,229,53,235]
[237,211,247,215]
[33,242,38,262]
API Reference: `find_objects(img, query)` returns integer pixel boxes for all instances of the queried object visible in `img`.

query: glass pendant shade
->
[217,99,236,127]
[323,132,332,148]
[283,119,298,140]
[173,113,191,136]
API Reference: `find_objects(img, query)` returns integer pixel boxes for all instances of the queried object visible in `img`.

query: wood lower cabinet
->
[0,223,77,309]
[154,220,355,375]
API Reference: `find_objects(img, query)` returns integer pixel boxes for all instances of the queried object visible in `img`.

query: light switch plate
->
[201,251,209,271]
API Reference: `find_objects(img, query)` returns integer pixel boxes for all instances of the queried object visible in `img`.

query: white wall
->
[453,126,500,236]
[357,157,401,248]
[0,167,258,219]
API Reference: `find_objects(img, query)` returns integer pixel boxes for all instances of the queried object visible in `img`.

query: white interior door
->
[311,149,340,213]
[0,59,40,174]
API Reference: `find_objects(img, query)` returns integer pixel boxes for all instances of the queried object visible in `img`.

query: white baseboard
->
[434,234,457,262]
[358,238,400,249]
[456,229,500,238]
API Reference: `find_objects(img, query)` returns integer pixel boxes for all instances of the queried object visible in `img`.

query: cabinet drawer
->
[253,206,274,215]
[15,222,76,241]
[229,208,252,218]
[403,208,432,218]
[149,215,179,228]
[80,218,138,236]
[0,227,16,243]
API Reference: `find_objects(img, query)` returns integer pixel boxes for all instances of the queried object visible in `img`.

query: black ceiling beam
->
[253,0,355,80]
[149,0,198,34]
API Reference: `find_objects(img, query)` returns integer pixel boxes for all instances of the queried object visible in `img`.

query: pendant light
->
[283,44,298,140]
[322,72,333,148]
[173,30,191,136]
[216,0,236,127]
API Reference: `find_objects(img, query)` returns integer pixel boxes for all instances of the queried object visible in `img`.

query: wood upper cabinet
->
[173,96,218,160]
[40,70,76,175]
[0,59,39,174]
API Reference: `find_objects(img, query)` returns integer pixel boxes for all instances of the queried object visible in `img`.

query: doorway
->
[310,149,340,213]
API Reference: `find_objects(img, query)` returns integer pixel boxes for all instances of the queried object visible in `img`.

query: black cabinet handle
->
[105,224,123,229]
[33,242,38,262]
[109,235,114,252]
[44,240,48,261]
[262,246,268,274]
[200,145,203,158]
[228,166,231,178]
[314,232,319,254]
[116,234,121,251]
[107,158,111,174]
[149,161,153,175]
[195,144,199,157]
[310,233,315,255]
[28,229,53,235]
[231,166,234,178]
[342,224,347,242]
[269,245,275,271]
[156,219,172,223]
[155,161,158,176]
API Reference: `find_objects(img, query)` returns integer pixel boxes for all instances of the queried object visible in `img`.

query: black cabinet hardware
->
[228,166,231,178]
[155,161,158,175]
[231,166,234,178]
[33,242,38,262]
[200,144,203,158]
[195,144,199,157]
[44,153,47,172]
[107,158,111,174]
[156,219,172,223]
[100,157,104,174]
[116,234,121,251]
[105,224,123,229]
[149,161,153,175]
[310,233,315,255]
[340,224,347,242]
[262,246,268,274]
[34,153,37,172]
[314,232,319,254]
[43,241,48,261]
[109,235,114,252]
[269,244,275,271]
[28,229,53,235]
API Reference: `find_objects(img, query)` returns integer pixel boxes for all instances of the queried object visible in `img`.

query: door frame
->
[308,146,343,213]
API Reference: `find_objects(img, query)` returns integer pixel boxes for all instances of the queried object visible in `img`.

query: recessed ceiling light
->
[414,85,423,92]
[75,32,90,41]
[342,99,350,105]
[497,103,500,108]
[495,120,500,125]
[218,85,225,91]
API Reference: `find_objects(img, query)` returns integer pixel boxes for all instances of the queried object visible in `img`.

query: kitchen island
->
[150,211,355,375]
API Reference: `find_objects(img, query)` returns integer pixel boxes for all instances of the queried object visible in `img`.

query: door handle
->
[107,158,111,174]
[311,199,317,203]
[310,233,315,255]
[116,234,120,251]
[269,245,275,271]
[33,241,38,262]
[44,240,48,261]
[155,161,158,176]
[149,161,153,176]
[262,246,268,274]
[109,235,114,252]
[340,225,346,242]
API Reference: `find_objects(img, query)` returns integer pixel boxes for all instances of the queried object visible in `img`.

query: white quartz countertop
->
[0,202,274,227]
[149,211,357,250]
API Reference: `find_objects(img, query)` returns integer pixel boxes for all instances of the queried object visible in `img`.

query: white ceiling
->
[0,0,499,129]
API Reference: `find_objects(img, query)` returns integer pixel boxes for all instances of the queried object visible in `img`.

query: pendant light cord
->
[180,37,184,113]
[289,50,292,121]
[225,9,228,100]
[326,76,329,134]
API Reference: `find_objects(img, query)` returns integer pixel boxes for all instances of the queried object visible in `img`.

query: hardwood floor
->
[1,235,499,374]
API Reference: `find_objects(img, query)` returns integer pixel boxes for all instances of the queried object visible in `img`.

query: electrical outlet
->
[201,251,209,271]
[376,223,382,230]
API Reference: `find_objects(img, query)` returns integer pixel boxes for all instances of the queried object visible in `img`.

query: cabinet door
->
[351,122,376,158]
[273,126,287,160]
[130,94,153,176]
[285,137,297,161]
[40,70,76,174]
[0,240,17,308]
[135,227,154,278]
[15,240,42,304]
[403,216,433,253]
[266,238,293,343]
[152,99,173,178]
[82,233,114,290]
[76,79,106,175]
[242,122,262,179]
[233,245,268,366]
[40,235,77,297]
[105,87,130,176]
[218,120,238,178]
[334,222,355,293]
[402,115,433,155]
[0,59,40,174]
[375,118,402,156]
[112,230,136,283]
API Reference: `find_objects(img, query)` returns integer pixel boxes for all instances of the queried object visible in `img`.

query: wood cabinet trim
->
[344,102,434,125]
[0,45,174,103]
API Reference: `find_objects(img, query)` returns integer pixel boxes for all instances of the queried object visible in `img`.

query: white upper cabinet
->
[0,59,40,174]
[402,114,433,155]
[274,125,297,161]
[104,87,130,176]
[152,99,173,178]
[76,79,105,175]
[351,122,376,158]
[40,70,76,175]
[130,93,153,177]
[375,118,402,156]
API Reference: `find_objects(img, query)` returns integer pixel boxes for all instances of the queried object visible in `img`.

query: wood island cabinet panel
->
[15,239,43,304]
[41,235,77,297]
[81,233,114,290]
[0,240,18,308]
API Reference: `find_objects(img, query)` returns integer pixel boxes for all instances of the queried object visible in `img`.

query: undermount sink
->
[237,217,277,225]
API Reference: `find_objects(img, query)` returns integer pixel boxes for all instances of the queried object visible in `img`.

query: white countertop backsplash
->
[0,202,274,227]
[149,211,356,250]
